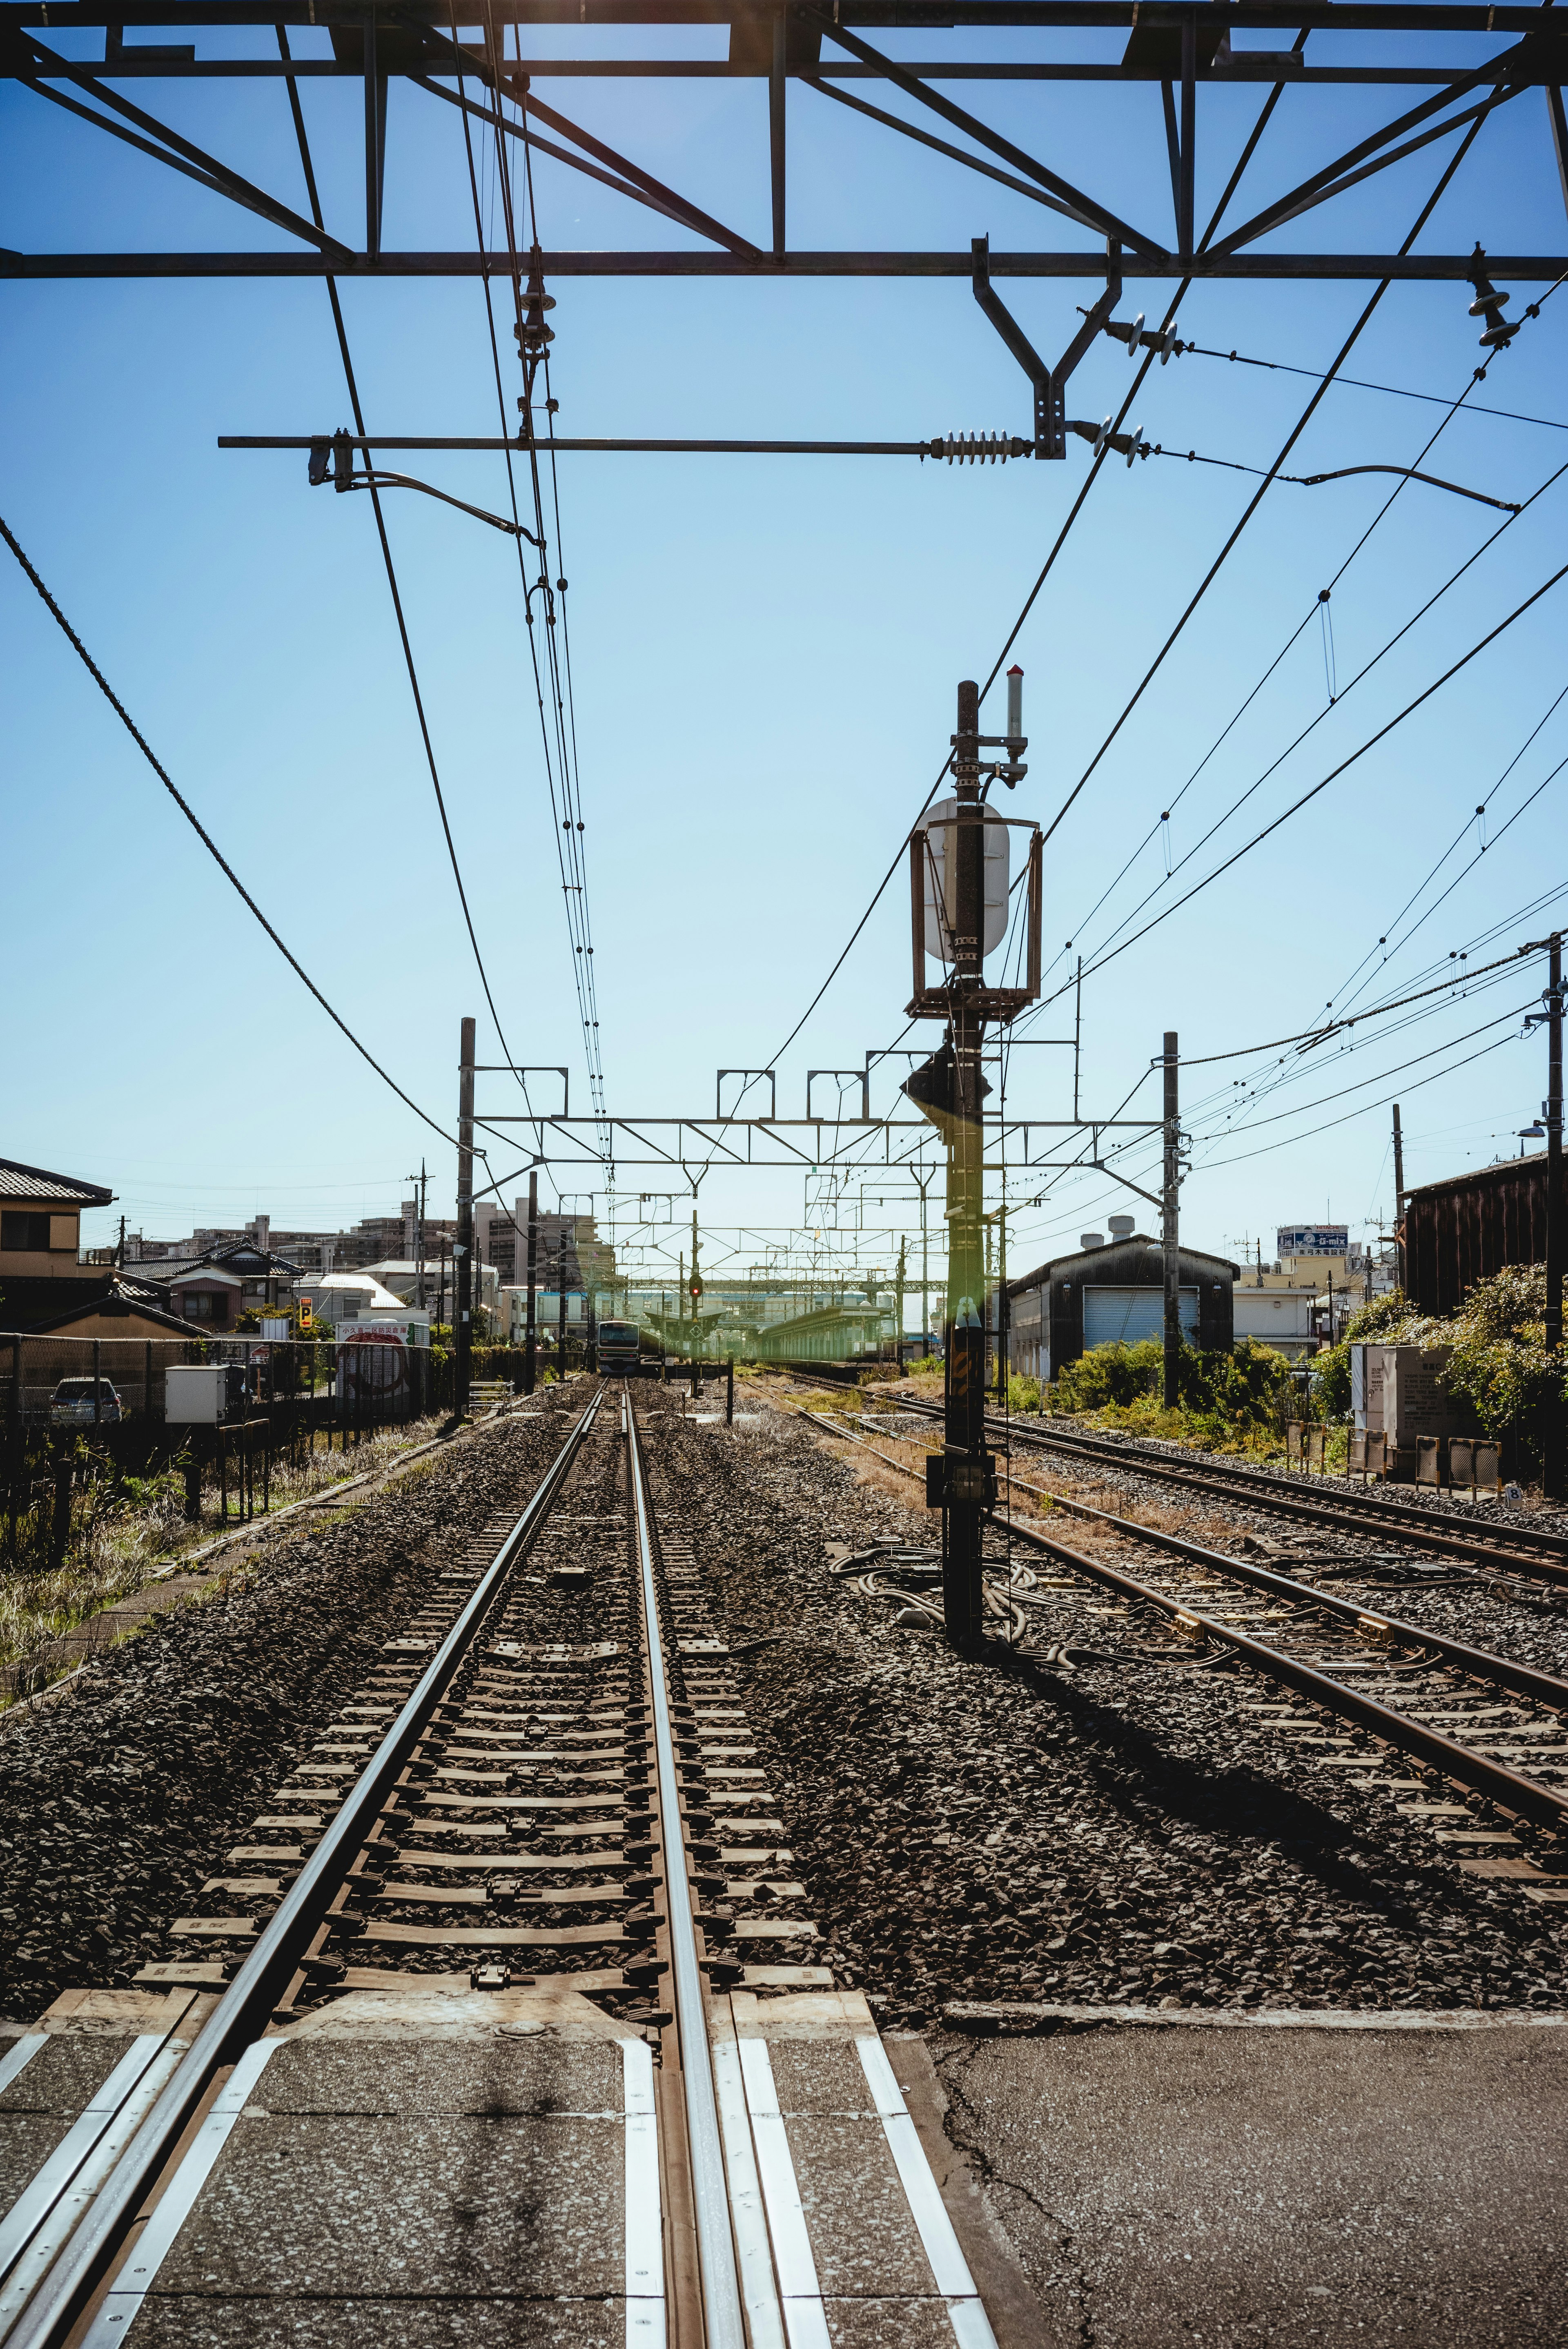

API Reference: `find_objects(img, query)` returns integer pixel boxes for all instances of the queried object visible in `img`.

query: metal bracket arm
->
[971,233,1122,457]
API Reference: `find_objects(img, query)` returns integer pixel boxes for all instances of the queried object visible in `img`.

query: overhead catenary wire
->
[0,513,455,1148]
[466,2,612,1170]
[1323,684,1568,1015]
[1062,554,1568,994]
[1036,107,1496,856]
[276,27,529,1099]
[750,40,1297,1086]
[1033,445,1568,1002]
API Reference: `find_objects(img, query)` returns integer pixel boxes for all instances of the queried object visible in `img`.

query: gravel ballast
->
[0,1400,576,2019]
[663,1390,1568,2023]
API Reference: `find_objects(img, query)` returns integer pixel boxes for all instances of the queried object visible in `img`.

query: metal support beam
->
[22,247,1562,279]
[808,7,1165,251]
[1179,9,1196,254]
[410,71,696,229]
[803,72,1086,216]
[1548,84,1568,223]
[364,9,386,261]
[1212,49,1528,253]
[16,29,351,255]
[770,9,786,260]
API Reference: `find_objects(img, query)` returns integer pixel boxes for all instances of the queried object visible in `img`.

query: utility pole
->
[1546,935,1564,1497]
[1163,1031,1180,1408]
[558,1232,569,1372]
[1392,1103,1406,1294]
[455,1017,475,1415]
[943,676,989,1647]
[895,1236,906,1369]
[995,1205,1009,1399]
[690,1208,701,1355]
[523,1170,539,1395]
[415,1162,427,1310]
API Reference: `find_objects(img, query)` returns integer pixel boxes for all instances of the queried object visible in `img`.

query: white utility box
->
[165,1364,230,1424]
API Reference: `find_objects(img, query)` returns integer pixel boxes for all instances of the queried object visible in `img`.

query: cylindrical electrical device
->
[1006,663,1024,744]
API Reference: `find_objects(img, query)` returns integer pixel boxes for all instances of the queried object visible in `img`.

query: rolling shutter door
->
[1082,1286,1199,1348]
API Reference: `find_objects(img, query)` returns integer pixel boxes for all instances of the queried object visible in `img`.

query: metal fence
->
[2,1332,443,1431]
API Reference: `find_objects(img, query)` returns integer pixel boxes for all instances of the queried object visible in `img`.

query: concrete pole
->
[524,1171,539,1395]
[1545,936,1563,1496]
[456,1016,475,1415]
[1163,1031,1180,1409]
[944,676,988,1647]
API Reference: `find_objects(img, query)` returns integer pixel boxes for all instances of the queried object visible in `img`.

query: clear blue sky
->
[4,21,1566,1302]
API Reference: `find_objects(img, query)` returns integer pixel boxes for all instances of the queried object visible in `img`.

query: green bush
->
[1044,1336,1295,1450]
[1007,1373,1042,1415]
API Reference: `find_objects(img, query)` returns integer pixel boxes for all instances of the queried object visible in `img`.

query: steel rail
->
[1000,1511,1568,1831]
[784,1390,1568,1824]
[852,1380,1568,1580]
[9,1386,606,2349]
[799,1394,1568,1703]
[999,1465,1568,1711]
[999,1417,1568,1576]
[624,1391,747,2349]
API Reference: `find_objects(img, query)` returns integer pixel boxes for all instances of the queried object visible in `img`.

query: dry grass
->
[0,1414,445,1690]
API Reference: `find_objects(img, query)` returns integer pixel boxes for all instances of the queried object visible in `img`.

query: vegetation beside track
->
[0,1413,448,1701]
[1007,1336,1298,1456]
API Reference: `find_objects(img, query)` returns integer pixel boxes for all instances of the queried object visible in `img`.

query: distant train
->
[597,1319,643,1373]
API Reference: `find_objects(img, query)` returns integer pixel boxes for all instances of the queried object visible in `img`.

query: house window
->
[1,1211,52,1252]
[182,1293,218,1322]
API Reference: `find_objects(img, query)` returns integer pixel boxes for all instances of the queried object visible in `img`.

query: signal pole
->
[524,1170,539,1395]
[690,1208,702,1352]
[456,1016,475,1416]
[904,666,1032,1648]
[1392,1102,1406,1292]
[1546,934,1563,1496]
[408,1161,427,1309]
[895,1236,906,1369]
[1162,1031,1180,1407]
[943,677,989,1646]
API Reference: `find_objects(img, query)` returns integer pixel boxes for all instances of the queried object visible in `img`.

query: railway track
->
[782,1393,1568,1886]
[772,1366,1568,1586]
[0,1383,1005,2349]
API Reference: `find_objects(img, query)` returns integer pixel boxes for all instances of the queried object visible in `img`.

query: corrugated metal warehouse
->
[1403,1153,1557,1317]
[1007,1230,1237,1380]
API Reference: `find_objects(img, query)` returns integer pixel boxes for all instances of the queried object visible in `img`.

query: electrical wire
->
[276,27,528,1107]
[483,7,612,1165]
[1,511,454,1146]
[1036,108,1494,856]
[1178,339,1568,435]
[1064,554,1568,991]
[1323,691,1568,1015]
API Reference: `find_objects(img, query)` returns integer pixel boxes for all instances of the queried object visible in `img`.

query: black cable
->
[277,27,526,1090]
[1180,342,1568,435]
[1327,692,1568,1015]
[754,62,1307,1110]
[1,512,453,1146]
[1038,108,1492,854]
[468,4,611,1161]
[1040,447,1568,996]
[1072,553,1568,988]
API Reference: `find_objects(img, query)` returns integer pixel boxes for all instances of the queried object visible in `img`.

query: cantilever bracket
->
[971,234,1122,458]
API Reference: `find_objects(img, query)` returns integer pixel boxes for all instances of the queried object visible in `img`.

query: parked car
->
[49,1377,124,1427]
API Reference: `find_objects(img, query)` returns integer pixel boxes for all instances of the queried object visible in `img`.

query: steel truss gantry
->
[4,2,1568,289]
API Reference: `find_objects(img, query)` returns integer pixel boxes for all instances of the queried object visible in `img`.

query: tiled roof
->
[0,1156,114,1208]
